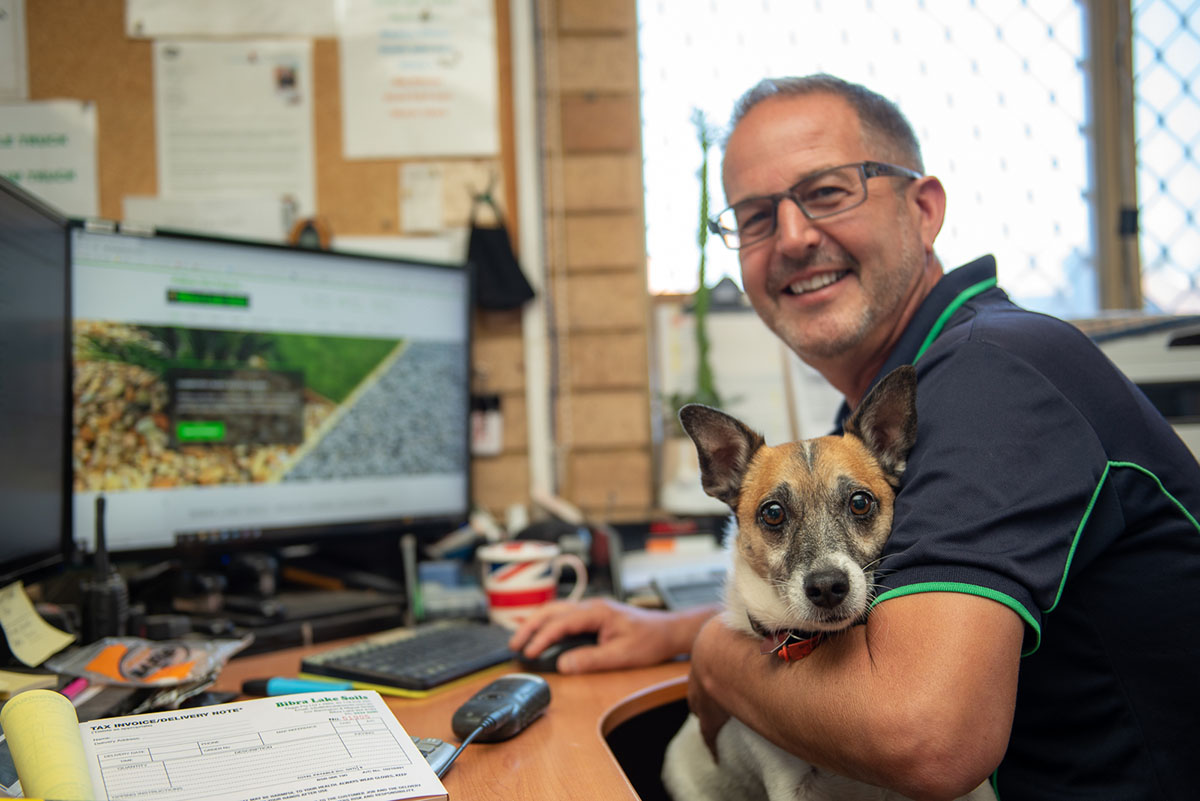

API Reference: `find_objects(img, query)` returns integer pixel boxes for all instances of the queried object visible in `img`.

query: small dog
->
[661,365,994,801]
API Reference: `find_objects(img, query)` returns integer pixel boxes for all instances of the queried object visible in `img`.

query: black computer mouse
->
[517,632,600,672]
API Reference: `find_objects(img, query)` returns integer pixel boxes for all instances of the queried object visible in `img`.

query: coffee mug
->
[477,540,588,629]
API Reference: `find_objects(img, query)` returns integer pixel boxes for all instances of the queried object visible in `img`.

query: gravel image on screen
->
[72,321,467,491]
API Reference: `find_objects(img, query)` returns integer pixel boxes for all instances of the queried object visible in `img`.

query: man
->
[512,74,1200,800]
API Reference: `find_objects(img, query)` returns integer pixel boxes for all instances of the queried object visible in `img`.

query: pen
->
[59,677,89,701]
[241,677,354,696]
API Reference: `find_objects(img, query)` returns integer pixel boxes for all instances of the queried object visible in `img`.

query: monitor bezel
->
[67,220,475,559]
[0,178,74,585]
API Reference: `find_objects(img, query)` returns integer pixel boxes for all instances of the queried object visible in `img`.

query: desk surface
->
[212,636,690,800]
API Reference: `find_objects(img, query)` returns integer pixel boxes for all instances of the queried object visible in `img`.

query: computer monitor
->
[0,178,72,584]
[70,224,472,557]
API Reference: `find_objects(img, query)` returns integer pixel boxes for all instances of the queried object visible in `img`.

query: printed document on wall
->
[0,99,98,216]
[339,0,498,158]
[127,0,338,37]
[153,40,316,215]
[0,0,28,100]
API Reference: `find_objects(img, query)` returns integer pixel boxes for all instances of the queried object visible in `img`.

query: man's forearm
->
[689,592,1021,800]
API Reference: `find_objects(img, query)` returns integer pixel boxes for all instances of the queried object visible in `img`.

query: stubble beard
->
[766,235,924,362]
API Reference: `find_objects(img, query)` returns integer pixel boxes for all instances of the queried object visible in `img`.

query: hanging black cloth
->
[468,194,536,310]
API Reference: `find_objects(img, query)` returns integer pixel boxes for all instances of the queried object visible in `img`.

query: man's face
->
[723,93,930,365]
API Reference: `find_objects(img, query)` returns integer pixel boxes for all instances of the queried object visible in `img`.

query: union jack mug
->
[477,540,588,629]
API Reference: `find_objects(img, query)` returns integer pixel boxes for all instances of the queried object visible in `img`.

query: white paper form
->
[154,40,316,216]
[127,0,338,37]
[0,0,28,101]
[123,194,291,242]
[338,0,499,158]
[78,690,446,801]
[0,99,98,216]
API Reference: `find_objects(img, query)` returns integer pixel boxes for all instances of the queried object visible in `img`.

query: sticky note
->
[0,582,74,667]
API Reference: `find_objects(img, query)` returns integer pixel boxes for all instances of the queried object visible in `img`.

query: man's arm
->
[690,591,1022,801]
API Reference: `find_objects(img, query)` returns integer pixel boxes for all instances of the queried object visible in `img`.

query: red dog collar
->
[760,630,824,662]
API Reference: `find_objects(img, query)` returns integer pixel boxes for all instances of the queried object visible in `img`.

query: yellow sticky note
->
[0,669,57,699]
[0,582,75,666]
[0,689,96,800]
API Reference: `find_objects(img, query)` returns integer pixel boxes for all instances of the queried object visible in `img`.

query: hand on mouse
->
[508,597,719,674]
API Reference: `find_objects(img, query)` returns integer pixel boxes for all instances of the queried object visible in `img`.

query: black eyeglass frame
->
[708,160,924,250]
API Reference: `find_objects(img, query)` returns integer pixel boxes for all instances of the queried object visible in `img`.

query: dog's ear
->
[678,404,765,509]
[843,364,918,487]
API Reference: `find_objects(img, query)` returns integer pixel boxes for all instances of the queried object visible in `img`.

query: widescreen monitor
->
[70,225,471,554]
[0,178,71,583]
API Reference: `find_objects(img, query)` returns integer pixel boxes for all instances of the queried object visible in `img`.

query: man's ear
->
[911,175,946,255]
[843,365,918,487]
[678,405,765,509]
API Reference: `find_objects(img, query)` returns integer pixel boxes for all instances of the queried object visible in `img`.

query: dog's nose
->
[804,569,850,609]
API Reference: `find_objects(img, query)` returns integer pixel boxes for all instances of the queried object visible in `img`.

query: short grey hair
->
[724,74,925,174]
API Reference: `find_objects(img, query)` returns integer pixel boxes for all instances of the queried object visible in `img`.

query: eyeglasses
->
[708,161,923,250]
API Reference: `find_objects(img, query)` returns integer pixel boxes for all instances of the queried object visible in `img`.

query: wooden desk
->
[212,638,690,800]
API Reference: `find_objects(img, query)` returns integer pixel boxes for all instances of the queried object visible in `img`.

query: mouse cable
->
[434,705,515,779]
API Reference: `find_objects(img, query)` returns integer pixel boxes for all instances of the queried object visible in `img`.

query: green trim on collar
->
[911,277,998,363]
[871,581,1041,656]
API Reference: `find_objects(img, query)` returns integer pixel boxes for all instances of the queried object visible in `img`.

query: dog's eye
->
[758,501,786,527]
[848,491,874,516]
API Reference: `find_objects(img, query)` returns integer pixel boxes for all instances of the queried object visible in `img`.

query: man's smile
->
[782,269,851,296]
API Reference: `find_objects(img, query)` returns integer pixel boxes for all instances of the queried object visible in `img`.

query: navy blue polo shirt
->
[849,257,1200,800]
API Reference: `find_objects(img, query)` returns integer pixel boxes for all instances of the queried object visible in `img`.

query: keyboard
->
[652,567,726,610]
[300,620,515,691]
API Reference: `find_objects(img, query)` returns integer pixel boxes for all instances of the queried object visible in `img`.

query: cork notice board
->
[23,0,516,240]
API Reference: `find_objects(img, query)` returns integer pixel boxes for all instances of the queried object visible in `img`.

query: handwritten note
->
[0,581,75,666]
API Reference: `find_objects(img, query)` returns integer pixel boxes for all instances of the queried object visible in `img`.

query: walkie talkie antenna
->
[81,494,128,643]
[94,495,108,577]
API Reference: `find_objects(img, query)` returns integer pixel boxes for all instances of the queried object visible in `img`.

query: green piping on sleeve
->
[876,461,1200,660]
[1046,463,1109,614]
[1048,460,1200,614]
[871,581,1041,656]
[911,277,997,363]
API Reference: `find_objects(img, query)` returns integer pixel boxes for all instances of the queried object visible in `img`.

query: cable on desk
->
[435,706,513,779]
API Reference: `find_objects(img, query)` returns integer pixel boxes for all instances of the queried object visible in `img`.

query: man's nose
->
[774,196,821,253]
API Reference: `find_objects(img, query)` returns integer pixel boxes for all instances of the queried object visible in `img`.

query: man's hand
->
[508,597,718,673]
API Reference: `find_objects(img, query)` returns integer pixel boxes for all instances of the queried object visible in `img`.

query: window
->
[1134,0,1200,312]
[639,1,1106,318]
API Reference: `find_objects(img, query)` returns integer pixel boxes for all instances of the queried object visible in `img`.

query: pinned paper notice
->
[0,582,75,666]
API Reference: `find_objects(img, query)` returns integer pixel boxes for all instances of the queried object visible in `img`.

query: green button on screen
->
[176,421,226,442]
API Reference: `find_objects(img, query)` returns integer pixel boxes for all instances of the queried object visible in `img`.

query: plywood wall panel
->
[567,450,653,510]
[473,453,531,510]
[556,35,639,94]
[566,332,648,389]
[565,272,650,330]
[563,213,645,270]
[472,335,526,394]
[558,0,637,32]
[562,391,650,448]
[561,96,640,152]
[561,154,642,212]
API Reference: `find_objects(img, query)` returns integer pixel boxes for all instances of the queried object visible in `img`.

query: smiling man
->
[512,74,1200,800]
[718,83,943,408]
